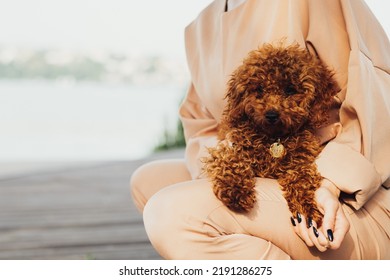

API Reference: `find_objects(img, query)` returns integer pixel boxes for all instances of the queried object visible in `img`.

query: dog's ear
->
[308,62,340,128]
[302,42,340,127]
[223,66,250,127]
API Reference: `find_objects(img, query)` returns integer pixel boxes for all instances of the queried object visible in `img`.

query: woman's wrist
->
[321,178,341,198]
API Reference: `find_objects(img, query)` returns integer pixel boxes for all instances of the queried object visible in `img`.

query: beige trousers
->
[130,159,390,260]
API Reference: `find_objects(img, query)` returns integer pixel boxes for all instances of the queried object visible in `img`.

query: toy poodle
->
[204,43,340,226]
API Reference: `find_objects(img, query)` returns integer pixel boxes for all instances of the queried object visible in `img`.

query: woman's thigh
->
[143,176,388,259]
[354,187,390,259]
[232,178,359,259]
[130,159,191,212]
[143,178,291,259]
[236,181,389,259]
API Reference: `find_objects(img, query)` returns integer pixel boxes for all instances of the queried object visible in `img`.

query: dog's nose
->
[265,110,280,123]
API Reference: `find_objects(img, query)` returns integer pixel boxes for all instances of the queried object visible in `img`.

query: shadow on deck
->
[0,149,184,260]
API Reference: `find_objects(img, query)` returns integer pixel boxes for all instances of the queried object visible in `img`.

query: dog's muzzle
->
[265,110,280,124]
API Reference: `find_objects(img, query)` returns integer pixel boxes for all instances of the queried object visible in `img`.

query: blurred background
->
[0,0,214,164]
[0,0,388,261]
[0,0,388,163]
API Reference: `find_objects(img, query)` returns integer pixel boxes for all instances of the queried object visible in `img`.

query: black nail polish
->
[307,218,313,228]
[313,227,319,238]
[290,217,296,227]
[327,229,334,242]
[297,213,302,223]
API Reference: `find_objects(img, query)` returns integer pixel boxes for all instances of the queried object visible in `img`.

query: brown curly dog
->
[204,43,340,226]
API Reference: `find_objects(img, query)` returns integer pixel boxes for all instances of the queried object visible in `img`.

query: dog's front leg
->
[279,164,323,226]
[205,143,257,213]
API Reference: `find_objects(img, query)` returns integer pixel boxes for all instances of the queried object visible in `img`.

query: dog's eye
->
[256,86,263,95]
[285,85,297,96]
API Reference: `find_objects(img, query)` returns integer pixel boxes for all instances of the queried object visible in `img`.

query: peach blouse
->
[179,0,390,210]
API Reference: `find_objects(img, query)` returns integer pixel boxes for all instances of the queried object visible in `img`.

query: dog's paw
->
[288,203,323,228]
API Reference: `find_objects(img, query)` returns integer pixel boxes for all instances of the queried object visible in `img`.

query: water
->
[0,80,186,161]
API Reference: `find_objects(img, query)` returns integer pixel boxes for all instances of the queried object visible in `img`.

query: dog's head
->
[223,43,339,138]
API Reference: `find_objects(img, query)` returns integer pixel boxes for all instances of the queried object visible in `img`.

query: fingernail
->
[313,227,319,238]
[297,213,302,223]
[327,229,334,242]
[290,217,296,227]
[307,217,313,228]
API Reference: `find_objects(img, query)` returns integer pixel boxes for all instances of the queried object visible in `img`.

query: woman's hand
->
[291,180,350,252]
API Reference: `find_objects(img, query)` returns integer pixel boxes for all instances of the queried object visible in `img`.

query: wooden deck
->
[0,149,184,260]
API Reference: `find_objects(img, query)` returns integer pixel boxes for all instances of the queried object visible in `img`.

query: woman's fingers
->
[291,213,314,247]
[325,206,350,250]
[291,213,329,251]
[315,185,350,250]
[309,221,329,252]
[290,181,350,252]
[318,197,338,243]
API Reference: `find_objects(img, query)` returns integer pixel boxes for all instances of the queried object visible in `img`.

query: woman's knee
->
[142,180,220,259]
[130,162,151,212]
[130,159,190,212]
[143,186,186,259]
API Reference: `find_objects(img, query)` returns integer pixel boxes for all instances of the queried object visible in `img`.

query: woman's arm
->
[311,0,390,210]
[294,0,390,250]
[179,83,219,179]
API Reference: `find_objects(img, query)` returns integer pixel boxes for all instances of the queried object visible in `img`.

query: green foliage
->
[0,51,105,81]
[0,48,184,85]
[154,118,186,152]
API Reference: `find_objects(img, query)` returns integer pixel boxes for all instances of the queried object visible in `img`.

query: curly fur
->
[203,43,340,226]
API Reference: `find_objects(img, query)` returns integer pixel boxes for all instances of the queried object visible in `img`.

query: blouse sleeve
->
[315,0,390,210]
[179,83,219,179]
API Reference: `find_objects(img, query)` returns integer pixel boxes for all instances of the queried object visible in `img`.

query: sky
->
[0,0,214,60]
[0,0,388,62]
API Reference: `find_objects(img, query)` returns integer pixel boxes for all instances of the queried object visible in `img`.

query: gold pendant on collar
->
[269,139,286,158]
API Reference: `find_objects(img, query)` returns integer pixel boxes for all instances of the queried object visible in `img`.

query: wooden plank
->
[0,243,161,260]
[0,225,149,249]
[0,211,141,230]
[0,149,184,260]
